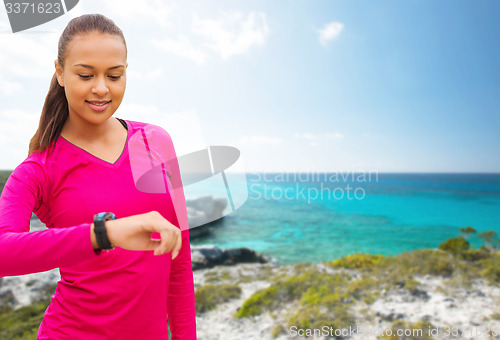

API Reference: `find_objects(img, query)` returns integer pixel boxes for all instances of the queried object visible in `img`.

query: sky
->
[0,0,498,173]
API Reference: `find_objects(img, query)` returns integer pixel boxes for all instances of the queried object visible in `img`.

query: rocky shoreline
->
[2,205,500,339]
[0,245,270,310]
[191,257,500,340]
[2,244,500,340]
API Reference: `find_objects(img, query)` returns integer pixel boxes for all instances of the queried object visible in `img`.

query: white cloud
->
[153,10,269,64]
[294,132,344,146]
[238,135,282,145]
[126,67,165,79]
[117,103,163,122]
[62,0,86,20]
[104,0,176,27]
[145,67,164,79]
[116,106,208,157]
[0,109,39,167]
[0,31,58,78]
[325,132,344,139]
[192,11,269,60]
[0,76,22,96]
[316,21,344,47]
[152,36,208,65]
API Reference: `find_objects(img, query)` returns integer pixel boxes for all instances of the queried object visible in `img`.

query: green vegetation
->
[235,267,356,335]
[271,324,285,338]
[235,268,350,318]
[234,249,450,337]
[0,170,13,195]
[380,320,435,340]
[329,253,384,270]
[478,230,498,249]
[0,302,47,340]
[194,284,242,314]
[203,269,233,284]
[235,228,500,338]
[287,304,355,333]
[490,312,500,321]
[0,284,54,340]
[438,236,469,255]
[2,228,500,339]
[460,226,476,239]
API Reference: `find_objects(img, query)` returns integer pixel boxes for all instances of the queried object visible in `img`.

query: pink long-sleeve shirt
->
[0,119,196,339]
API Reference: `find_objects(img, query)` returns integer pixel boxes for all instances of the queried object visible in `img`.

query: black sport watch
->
[93,212,116,251]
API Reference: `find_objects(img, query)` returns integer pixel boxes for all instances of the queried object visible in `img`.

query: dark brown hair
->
[29,13,127,155]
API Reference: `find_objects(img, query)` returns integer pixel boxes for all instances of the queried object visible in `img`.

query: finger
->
[171,231,182,260]
[150,239,162,255]
[156,228,175,255]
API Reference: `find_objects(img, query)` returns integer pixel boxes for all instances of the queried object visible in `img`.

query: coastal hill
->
[2,170,500,339]
[0,170,11,195]
[2,229,500,340]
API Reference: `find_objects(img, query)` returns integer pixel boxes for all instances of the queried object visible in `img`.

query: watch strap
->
[93,212,116,251]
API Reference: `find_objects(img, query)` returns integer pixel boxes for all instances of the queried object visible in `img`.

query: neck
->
[61,115,117,144]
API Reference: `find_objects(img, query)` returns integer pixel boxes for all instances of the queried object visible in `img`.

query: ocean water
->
[188,173,500,265]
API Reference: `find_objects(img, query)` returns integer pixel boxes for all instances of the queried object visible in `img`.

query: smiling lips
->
[86,100,111,112]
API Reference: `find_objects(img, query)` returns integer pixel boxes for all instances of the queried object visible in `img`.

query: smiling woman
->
[54,30,129,163]
[0,14,196,340]
[56,32,127,126]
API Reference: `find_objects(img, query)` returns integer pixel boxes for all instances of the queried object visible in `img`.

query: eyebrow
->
[73,64,125,70]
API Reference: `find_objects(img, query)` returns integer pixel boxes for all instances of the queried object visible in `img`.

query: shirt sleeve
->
[167,228,197,339]
[158,126,196,339]
[0,160,99,277]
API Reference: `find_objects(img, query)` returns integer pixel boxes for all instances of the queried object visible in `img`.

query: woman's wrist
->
[90,223,99,250]
[91,220,117,250]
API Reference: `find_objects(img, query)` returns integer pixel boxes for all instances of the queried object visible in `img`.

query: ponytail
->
[28,73,68,155]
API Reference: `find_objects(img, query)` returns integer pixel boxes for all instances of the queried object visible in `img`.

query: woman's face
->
[55,31,127,127]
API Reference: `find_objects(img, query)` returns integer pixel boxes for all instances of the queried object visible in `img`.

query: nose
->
[92,76,109,96]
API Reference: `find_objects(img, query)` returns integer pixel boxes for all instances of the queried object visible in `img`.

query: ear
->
[54,60,64,87]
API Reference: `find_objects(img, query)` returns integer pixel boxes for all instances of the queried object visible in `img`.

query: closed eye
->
[77,75,122,80]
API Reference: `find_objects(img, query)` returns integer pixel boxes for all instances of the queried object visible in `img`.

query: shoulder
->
[13,150,49,180]
[4,150,50,198]
[125,119,169,133]
[124,119,179,163]
[124,119,173,143]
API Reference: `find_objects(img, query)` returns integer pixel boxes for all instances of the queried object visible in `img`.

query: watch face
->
[95,212,107,220]
[95,212,116,221]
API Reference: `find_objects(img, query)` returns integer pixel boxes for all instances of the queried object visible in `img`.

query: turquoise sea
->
[189,173,500,265]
